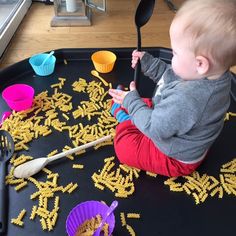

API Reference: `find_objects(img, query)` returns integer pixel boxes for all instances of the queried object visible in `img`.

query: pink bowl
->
[2,84,34,111]
[66,200,115,236]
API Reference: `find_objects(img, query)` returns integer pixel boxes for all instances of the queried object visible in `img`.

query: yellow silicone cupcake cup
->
[91,50,117,73]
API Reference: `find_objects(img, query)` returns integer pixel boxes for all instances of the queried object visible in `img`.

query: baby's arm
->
[132,50,170,83]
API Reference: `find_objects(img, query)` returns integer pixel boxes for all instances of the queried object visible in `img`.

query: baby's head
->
[169,0,236,80]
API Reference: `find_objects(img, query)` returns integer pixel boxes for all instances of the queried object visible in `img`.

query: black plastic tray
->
[0,48,235,236]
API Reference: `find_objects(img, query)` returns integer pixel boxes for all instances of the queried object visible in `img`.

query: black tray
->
[0,48,235,236]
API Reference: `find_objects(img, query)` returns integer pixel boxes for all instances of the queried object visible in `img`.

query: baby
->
[109,0,236,177]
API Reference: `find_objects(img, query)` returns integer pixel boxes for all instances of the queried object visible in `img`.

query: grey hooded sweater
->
[122,52,232,163]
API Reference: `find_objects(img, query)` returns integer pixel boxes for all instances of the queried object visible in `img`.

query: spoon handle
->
[135,26,141,92]
[93,200,118,236]
[47,135,112,163]
[0,162,7,234]
[0,111,12,127]
[134,60,141,92]
[104,200,118,218]
[41,50,54,66]
[97,75,109,87]
[137,26,141,51]
[91,71,109,87]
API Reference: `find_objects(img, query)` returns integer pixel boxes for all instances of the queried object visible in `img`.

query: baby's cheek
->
[171,57,178,73]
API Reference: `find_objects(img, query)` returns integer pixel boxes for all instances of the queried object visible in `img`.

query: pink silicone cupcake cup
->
[66,200,115,236]
[2,84,34,112]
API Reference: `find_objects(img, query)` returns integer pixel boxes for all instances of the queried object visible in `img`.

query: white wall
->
[0,0,32,58]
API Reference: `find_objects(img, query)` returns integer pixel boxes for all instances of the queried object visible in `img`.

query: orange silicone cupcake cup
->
[91,50,117,73]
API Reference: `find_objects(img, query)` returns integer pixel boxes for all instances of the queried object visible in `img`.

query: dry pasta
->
[164,158,236,204]
[127,213,140,219]
[11,209,26,227]
[120,212,126,226]
[14,181,28,191]
[73,164,84,169]
[92,157,140,198]
[6,162,79,231]
[146,171,157,177]
[67,183,78,193]
[75,214,109,236]
[126,224,136,236]
[224,112,236,121]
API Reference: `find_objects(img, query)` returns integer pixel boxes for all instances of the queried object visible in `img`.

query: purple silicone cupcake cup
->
[66,200,115,236]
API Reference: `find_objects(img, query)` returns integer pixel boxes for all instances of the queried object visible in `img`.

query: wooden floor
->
[0,0,235,73]
[0,0,179,68]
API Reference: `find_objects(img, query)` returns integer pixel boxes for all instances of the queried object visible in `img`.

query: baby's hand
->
[109,81,136,104]
[131,50,145,68]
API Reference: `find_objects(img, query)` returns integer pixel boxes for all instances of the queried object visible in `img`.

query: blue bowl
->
[29,53,56,76]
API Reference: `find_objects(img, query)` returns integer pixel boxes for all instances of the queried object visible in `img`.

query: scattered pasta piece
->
[224,112,236,121]
[120,212,126,226]
[127,213,140,219]
[146,171,157,177]
[11,219,24,227]
[47,149,58,157]
[14,181,28,191]
[11,209,26,227]
[72,164,84,169]
[67,183,78,193]
[126,224,136,236]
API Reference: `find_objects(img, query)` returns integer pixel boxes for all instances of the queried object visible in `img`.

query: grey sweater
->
[123,52,232,163]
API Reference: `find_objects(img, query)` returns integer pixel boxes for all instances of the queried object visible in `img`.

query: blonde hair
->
[174,0,236,69]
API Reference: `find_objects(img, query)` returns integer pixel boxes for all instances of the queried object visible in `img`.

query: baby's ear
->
[196,55,210,75]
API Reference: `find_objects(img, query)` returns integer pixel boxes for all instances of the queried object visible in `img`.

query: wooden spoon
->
[13,135,112,179]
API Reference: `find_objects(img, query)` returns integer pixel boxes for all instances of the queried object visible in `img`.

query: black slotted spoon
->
[134,0,156,92]
[0,130,14,235]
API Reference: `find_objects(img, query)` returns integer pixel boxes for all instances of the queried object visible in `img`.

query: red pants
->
[114,99,203,177]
